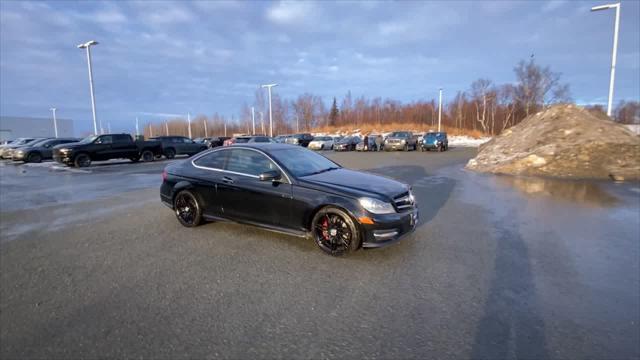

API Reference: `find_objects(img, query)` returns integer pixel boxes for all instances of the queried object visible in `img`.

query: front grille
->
[387,139,401,144]
[394,191,414,212]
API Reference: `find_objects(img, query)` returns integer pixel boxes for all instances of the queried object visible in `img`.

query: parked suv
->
[12,138,79,163]
[384,131,418,151]
[150,136,208,159]
[421,132,449,152]
[53,134,162,167]
[285,133,314,147]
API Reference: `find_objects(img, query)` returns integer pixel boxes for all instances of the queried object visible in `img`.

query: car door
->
[191,149,229,216]
[93,135,113,160]
[217,148,293,228]
[111,134,137,158]
[182,137,199,154]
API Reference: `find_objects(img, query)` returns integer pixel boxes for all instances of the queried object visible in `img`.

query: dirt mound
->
[466,104,640,181]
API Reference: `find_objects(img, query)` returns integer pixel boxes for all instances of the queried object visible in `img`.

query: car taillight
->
[162,169,168,181]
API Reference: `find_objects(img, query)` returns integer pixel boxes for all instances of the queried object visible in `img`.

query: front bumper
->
[385,143,406,151]
[308,143,323,150]
[53,153,73,164]
[11,152,26,161]
[361,208,419,248]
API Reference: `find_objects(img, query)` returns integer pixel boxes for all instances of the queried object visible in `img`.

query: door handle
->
[222,176,234,184]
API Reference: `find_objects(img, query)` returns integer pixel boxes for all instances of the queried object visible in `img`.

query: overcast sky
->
[1,0,639,135]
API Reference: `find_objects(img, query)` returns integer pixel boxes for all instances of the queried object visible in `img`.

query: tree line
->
[144,58,639,138]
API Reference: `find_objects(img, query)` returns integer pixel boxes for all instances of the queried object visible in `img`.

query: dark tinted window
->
[235,137,251,143]
[225,149,277,176]
[194,150,227,169]
[96,135,113,144]
[114,134,131,143]
[272,148,340,177]
[253,137,270,143]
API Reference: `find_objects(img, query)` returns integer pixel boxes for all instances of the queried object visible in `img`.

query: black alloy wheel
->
[312,207,360,256]
[27,152,42,163]
[174,190,202,227]
[165,148,176,159]
[74,153,91,167]
[141,150,154,162]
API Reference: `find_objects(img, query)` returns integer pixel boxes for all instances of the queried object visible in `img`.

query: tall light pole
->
[203,118,208,137]
[77,40,99,135]
[135,117,139,137]
[296,115,299,133]
[165,121,169,135]
[591,3,621,117]
[438,88,443,132]
[49,107,58,138]
[261,84,277,137]
[187,112,192,138]
[251,106,256,135]
[259,111,265,135]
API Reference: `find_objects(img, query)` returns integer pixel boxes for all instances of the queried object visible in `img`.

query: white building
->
[0,116,74,142]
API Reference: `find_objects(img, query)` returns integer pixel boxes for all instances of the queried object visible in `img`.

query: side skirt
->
[202,214,310,239]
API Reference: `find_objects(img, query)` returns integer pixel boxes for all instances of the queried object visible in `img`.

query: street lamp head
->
[50,107,56,111]
[261,83,278,88]
[77,40,99,48]
[591,3,618,11]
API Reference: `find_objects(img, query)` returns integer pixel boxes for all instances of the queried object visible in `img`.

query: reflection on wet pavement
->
[494,175,619,207]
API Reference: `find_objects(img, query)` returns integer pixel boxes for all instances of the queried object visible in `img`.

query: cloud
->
[136,2,195,26]
[92,6,127,25]
[542,0,567,13]
[266,1,315,25]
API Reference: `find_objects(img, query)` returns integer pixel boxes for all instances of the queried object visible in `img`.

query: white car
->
[308,136,335,150]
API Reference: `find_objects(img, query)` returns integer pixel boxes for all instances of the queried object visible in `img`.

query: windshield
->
[272,148,340,177]
[391,132,410,138]
[27,138,51,147]
[79,135,99,144]
[339,136,355,143]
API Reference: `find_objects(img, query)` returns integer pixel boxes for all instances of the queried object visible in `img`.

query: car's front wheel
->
[311,206,360,256]
[174,190,203,227]
[74,153,91,167]
[141,150,154,162]
[27,152,42,163]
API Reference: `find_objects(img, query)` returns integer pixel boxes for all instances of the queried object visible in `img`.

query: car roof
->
[227,143,297,153]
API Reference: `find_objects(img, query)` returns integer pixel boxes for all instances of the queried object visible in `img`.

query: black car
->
[333,136,361,151]
[285,133,314,147]
[160,144,418,256]
[53,134,163,167]
[149,136,208,159]
[12,138,79,163]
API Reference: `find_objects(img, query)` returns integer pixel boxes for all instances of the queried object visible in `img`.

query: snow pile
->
[448,136,491,147]
[466,104,640,181]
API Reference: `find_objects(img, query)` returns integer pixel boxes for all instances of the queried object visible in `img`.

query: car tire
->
[311,206,360,256]
[141,150,154,162]
[321,144,325,150]
[164,148,176,159]
[74,153,91,167]
[174,190,203,227]
[27,152,42,163]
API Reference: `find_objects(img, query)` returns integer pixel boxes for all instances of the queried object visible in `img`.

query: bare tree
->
[514,57,571,116]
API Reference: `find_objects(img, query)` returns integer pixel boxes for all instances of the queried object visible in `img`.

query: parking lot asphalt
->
[1,148,639,359]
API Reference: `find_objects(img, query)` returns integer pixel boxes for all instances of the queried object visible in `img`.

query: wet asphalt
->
[0,148,638,359]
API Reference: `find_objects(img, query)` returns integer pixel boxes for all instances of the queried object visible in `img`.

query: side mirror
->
[259,170,281,182]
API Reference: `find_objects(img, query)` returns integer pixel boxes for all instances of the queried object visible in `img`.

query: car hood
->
[53,142,83,150]
[298,168,408,201]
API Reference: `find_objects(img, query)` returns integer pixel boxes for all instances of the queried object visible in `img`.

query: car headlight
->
[400,139,406,143]
[359,197,396,214]
[59,148,70,154]
[15,150,24,155]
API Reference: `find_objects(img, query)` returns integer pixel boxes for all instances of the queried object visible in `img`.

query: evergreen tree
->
[329,97,339,126]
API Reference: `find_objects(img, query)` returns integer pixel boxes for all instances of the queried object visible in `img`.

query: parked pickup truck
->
[53,133,162,167]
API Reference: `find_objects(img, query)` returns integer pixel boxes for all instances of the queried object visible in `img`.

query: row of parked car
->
[0,131,449,168]
[272,131,450,152]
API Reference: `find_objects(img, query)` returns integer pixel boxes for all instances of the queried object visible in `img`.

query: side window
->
[114,135,131,143]
[254,137,269,143]
[225,149,277,176]
[182,138,193,143]
[97,135,113,144]
[194,150,227,169]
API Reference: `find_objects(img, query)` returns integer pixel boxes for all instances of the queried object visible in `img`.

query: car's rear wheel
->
[141,150,154,162]
[74,153,91,167]
[312,207,360,256]
[174,190,202,227]
[27,152,42,163]
[164,148,176,159]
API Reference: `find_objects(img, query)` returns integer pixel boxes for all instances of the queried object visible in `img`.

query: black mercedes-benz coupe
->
[160,143,418,256]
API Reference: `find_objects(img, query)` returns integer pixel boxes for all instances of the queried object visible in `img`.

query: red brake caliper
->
[322,216,330,241]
